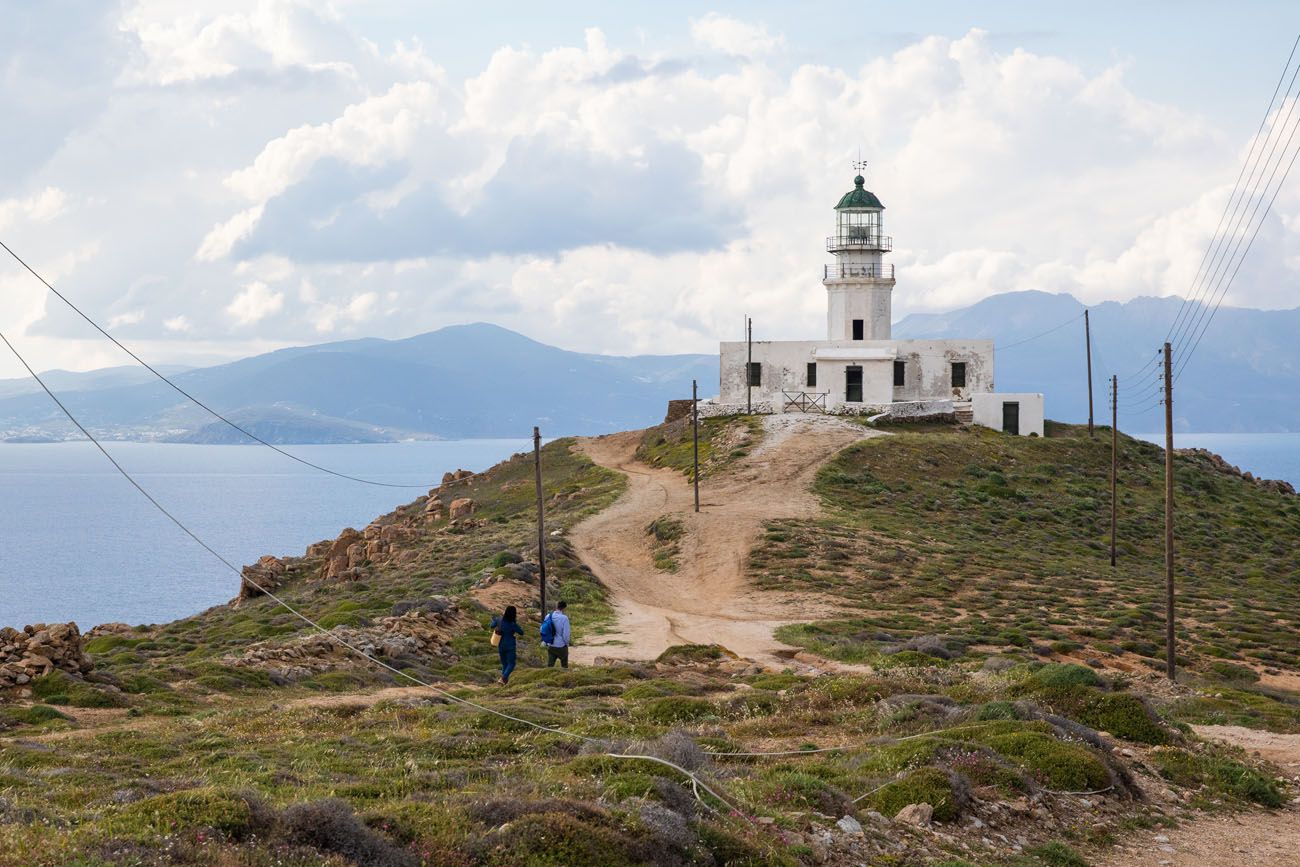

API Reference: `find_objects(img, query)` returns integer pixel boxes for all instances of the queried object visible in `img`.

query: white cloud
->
[108,310,145,328]
[0,188,68,232]
[117,0,358,86]
[689,13,784,57]
[310,290,378,332]
[225,281,284,325]
[224,81,444,202]
[8,8,1299,372]
[196,204,264,261]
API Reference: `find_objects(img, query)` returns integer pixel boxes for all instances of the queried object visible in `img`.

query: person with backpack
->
[540,600,571,668]
[489,605,525,685]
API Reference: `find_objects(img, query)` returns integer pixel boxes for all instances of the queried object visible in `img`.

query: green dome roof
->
[835,175,884,210]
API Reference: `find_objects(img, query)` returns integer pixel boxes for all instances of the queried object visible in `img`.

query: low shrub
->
[1152,747,1284,807]
[1037,685,1170,745]
[0,704,69,729]
[280,798,416,867]
[1025,840,1089,867]
[866,766,960,821]
[107,788,272,840]
[655,644,731,664]
[1030,663,1103,689]
[30,671,127,708]
[977,729,1111,792]
[639,697,716,724]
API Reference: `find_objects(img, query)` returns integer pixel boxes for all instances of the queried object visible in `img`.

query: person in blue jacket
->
[490,605,525,685]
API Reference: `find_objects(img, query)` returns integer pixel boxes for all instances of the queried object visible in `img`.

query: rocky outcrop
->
[1178,448,1296,495]
[239,555,288,600]
[449,498,476,519]
[0,622,92,688]
[441,469,475,486]
[223,597,468,682]
[321,528,365,580]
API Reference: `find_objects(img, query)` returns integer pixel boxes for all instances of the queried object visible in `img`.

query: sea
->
[1,434,1297,632]
[1134,432,1300,489]
[0,440,531,630]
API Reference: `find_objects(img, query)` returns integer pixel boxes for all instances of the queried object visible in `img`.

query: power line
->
[1174,96,1300,379]
[1164,34,1300,346]
[996,311,1085,351]
[1172,93,1300,357]
[0,239,435,490]
[0,323,745,817]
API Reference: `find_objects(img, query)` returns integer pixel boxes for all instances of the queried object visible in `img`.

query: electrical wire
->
[1165,34,1300,346]
[1174,115,1300,381]
[996,311,1086,352]
[0,324,746,818]
[0,239,439,490]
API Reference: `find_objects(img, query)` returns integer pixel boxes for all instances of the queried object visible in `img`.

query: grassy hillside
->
[0,421,1295,866]
[758,422,1300,730]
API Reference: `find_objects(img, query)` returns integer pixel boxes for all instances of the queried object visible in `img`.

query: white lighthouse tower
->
[712,162,1044,435]
[823,167,895,341]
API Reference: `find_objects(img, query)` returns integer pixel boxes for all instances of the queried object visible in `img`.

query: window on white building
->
[806,362,817,387]
[748,362,762,387]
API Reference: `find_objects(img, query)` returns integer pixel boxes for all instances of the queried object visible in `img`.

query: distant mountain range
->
[1,293,1295,442]
[893,291,1300,433]
[0,324,716,442]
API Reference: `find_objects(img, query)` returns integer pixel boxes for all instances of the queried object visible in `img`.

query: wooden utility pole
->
[692,379,700,513]
[746,316,753,415]
[1110,374,1118,568]
[1085,310,1095,437]
[533,426,547,615]
[1162,343,1176,680]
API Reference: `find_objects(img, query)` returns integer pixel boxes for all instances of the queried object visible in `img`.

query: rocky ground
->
[0,419,1296,866]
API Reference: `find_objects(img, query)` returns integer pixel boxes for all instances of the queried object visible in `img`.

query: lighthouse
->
[824,171,895,341]
[711,165,1046,435]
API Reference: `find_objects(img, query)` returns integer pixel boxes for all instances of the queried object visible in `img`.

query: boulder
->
[321,528,364,580]
[449,498,476,519]
[239,555,288,601]
[893,803,933,827]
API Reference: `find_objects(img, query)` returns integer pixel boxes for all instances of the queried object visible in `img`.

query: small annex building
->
[712,171,1044,436]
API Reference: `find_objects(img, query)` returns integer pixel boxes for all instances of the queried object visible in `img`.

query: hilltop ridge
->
[0,416,1296,866]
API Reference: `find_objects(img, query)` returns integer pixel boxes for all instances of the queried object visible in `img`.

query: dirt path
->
[1101,725,1300,866]
[569,416,878,666]
[1193,724,1300,776]
[1100,807,1300,866]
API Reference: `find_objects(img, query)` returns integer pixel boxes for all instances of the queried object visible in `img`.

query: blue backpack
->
[539,613,556,645]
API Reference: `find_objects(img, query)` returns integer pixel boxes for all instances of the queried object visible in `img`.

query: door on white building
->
[1002,402,1020,435]
[846,366,863,403]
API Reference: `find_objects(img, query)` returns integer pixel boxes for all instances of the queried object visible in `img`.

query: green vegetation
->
[1,424,1293,864]
[866,767,960,820]
[756,425,1300,679]
[637,414,763,479]
[1151,746,1285,807]
[647,515,685,572]
[75,439,625,699]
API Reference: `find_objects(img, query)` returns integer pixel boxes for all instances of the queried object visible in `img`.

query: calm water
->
[0,440,529,629]
[1135,433,1300,488]
[2,434,1296,631]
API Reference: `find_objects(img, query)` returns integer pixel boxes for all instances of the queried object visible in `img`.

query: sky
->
[3,0,1300,374]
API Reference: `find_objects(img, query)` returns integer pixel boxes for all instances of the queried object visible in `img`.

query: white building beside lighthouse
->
[716,171,1044,435]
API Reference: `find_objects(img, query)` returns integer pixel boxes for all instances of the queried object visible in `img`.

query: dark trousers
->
[498,646,517,682]
[546,645,569,668]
